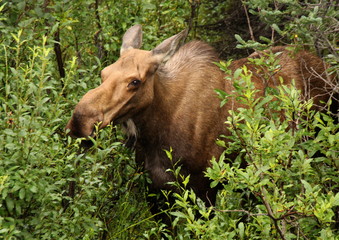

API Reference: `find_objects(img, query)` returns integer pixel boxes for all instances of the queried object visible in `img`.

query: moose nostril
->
[66,112,87,138]
[66,109,104,138]
[65,118,95,149]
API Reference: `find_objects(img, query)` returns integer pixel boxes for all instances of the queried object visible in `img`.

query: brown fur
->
[66,27,334,213]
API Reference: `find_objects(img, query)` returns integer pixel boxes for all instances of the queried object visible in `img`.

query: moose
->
[66,25,334,222]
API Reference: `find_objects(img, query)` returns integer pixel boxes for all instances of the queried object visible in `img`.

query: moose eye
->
[128,79,141,88]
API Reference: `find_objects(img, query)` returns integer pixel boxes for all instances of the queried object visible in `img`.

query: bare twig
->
[259,186,287,240]
[94,0,107,60]
[188,0,201,39]
[213,207,268,217]
[242,1,255,42]
[54,28,65,79]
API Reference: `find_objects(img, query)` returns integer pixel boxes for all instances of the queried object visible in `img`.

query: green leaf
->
[333,193,339,206]
[6,197,14,212]
[235,34,245,44]
[209,179,218,188]
[234,68,243,79]
[170,211,187,219]
[19,188,25,200]
[238,222,245,239]
[301,180,312,195]
[29,185,38,193]
[3,129,16,136]
[182,175,190,187]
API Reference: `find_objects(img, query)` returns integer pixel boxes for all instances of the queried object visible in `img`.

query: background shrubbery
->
[0,0,338,239]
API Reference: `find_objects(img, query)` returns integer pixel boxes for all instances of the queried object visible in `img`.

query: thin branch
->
[213,207,268,217]
[94,0,106,60]
[242,1,255,41]
[259,186,287,240]
[188,0,201,39]
[54,27,65,79]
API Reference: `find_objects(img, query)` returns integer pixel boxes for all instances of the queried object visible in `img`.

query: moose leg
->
[146,187,174,226]
[190,172,219,207]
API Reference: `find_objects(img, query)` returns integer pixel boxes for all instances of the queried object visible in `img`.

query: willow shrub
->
[166,59,338,239]
[0,29,155,239]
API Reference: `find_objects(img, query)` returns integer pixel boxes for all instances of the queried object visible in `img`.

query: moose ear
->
[120,25,143,55]
[152,29,188,63]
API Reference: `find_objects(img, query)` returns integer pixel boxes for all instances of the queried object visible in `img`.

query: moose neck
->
[132,73,179,138]
[130,40,228,158]
[131,65,225,150]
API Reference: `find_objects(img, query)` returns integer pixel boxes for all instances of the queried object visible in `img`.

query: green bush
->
[0,26,152,240]
[166,63,338,239]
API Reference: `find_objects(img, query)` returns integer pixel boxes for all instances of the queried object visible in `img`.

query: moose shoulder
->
[66,25,333,213]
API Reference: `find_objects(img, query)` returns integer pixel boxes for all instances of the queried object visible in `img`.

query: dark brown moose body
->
[66,25,333,222]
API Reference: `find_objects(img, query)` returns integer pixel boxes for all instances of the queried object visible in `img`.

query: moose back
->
[66,25,332,210]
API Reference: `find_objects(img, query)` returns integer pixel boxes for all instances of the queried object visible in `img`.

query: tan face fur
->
[66,49,159,137]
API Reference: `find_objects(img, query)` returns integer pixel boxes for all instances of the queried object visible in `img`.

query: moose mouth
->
[66,115,133,149]
[66,113,125,137]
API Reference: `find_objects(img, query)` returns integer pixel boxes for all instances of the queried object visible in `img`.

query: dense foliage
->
[0,0,338,239]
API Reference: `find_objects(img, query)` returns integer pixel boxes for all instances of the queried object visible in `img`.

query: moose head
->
[66,25,187,138]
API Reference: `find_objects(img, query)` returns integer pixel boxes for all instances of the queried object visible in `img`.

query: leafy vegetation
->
[173,65,339,239]
[0,0,338,239]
